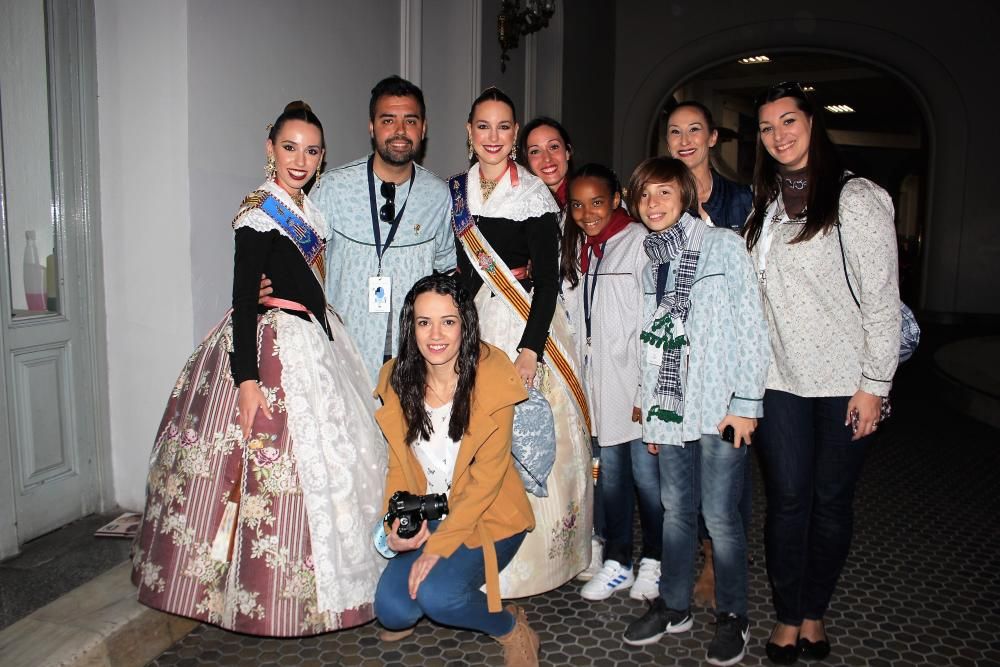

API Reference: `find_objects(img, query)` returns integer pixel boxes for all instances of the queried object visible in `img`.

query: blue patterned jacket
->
[640,216,769,446]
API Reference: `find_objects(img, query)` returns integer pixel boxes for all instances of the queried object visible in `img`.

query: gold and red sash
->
[449,172,592,433]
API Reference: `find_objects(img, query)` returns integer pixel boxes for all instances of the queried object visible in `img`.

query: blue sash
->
[449,174,475,238]
[258,194,325,266]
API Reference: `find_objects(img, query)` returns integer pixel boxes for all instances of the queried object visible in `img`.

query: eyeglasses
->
[379,181,396,222]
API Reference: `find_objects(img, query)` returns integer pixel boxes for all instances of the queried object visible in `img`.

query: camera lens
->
[423,494,449,521]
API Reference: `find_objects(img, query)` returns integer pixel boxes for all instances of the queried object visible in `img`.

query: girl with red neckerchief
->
[560,164,664,604]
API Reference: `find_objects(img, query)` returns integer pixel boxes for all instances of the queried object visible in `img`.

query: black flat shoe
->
[765,640,799,665]
[798,636,831,660]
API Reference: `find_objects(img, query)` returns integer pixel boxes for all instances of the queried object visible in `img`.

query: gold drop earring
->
[467,138,474,161]
[265,153,277,180]
[510,144,518,162]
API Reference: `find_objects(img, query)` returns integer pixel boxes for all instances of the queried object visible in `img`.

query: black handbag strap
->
[835,222,861,309]
[834,173,862,309]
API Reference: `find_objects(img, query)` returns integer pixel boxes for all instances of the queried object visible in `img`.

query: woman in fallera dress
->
[450,87,592,597]
[131,101,386,637]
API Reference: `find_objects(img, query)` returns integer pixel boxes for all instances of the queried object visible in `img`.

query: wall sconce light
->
[497,0,556,72]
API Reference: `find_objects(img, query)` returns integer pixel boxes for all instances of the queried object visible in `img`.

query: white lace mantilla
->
[274,310,386,615]
[466,162,559,221]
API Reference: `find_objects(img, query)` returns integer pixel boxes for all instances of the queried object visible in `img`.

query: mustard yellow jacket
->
[375,343,535,612]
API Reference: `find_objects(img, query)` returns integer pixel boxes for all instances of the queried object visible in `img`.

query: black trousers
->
[756,389,870,624]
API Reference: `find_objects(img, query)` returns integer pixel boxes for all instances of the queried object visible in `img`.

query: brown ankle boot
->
[377,625,415,642]
[495,604,539,667]
[692,538,717,608]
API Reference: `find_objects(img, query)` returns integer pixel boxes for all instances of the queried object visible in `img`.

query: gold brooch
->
[414,224,422,234]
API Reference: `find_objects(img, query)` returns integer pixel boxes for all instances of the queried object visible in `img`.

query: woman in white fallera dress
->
[132,102,385,637]
[451,88,592,597]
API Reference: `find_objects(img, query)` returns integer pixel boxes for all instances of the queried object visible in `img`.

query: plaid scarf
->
[641,214,705,422]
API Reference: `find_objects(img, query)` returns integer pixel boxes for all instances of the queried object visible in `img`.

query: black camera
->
[383,490,449,539]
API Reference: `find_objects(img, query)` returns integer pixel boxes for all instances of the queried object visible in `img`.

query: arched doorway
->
[613,17,971,314]
[648,52,928,303]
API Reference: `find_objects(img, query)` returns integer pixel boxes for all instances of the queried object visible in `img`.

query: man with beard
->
[312,76,455,381]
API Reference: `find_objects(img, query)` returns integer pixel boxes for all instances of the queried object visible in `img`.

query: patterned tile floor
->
[151,339,1000,666]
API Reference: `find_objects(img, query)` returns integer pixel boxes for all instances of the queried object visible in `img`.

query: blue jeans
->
[658,435,748,617]
[756,390,869,625]
[374,524,526,636]
[698,456,752,543]
[597,439,663,564]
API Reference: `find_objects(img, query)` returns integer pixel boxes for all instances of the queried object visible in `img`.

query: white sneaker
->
[580,559,635,601]
[575,537,604,581]
[629,557,661,600]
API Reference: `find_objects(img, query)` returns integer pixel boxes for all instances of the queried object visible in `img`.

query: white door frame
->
[0,0,110,559]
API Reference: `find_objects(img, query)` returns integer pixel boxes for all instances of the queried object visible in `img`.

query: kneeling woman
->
[373,274,540,666]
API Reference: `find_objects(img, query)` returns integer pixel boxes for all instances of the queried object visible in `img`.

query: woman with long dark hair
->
[519,117,607,584]
[744,82,901,664]
[132,102,386,636]
[372,274,539,666]
[450,88,592,597]
[518,116,574,210]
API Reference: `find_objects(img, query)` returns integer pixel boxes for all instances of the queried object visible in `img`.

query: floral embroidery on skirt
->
[132,310,386,637]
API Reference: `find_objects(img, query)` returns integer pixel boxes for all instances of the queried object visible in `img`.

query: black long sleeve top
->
[454,212,560,357]
[230,227,330,385]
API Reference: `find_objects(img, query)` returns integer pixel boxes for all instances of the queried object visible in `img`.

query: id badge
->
[368,275,391,313]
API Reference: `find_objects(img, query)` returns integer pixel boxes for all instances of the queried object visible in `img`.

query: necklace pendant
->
[480,177,498,201]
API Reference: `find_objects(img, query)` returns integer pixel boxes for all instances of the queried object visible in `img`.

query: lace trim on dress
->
[467,162,559,221]
[275,311,385,615]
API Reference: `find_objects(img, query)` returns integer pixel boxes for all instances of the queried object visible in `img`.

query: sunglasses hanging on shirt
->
[379,181,396,222]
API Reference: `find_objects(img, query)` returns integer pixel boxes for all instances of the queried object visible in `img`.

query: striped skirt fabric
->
[131,309,386,637]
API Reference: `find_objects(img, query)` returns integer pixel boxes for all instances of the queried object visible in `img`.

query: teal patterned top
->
[313,156,456,382]
[640,221,769,446]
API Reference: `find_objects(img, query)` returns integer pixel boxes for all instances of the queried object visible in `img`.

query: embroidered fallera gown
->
[453,161,592,598]
[131,180,386,637]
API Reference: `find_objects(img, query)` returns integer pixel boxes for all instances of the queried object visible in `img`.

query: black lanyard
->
[655,261,671,304]
[582,243,606,344]
[367,155,415,272]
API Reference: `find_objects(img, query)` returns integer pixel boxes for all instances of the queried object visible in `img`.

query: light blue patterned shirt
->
[640,220,769,446]
[313,156,456,382]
